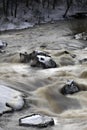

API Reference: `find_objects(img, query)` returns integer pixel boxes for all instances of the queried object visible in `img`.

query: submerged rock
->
[19,114,54,128]
[62,50,76,58]
[61,80,80,95]
[20,50,57,69]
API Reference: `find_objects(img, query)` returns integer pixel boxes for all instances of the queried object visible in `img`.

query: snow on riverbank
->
[0,1,87,31]
[0,17,34,31]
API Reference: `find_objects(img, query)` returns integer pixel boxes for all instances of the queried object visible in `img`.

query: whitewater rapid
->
[0,19,87,130]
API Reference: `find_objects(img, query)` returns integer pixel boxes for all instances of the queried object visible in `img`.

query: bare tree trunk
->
[53,0,57,9]
[26,0,29,7]
[11,0,13,16]
[63,0,73,18]
[47,0,50,8]
[31,0,34,10]
[5,0,10,16]
[42,0,45,8]
[3,0,6,15]
[14,0,17,17]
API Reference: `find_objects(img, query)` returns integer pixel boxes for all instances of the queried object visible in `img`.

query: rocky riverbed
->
[0,19,87,130]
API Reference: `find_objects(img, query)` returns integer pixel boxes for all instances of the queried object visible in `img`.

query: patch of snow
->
[21,115,42,124]
[37,55,51,63]
[0,1,86,31]
[6,96,24,110]
[19,114,54,127]
[0,40,4,46]
[15,22,34,29]
[74,33,83,40]
[0,3,66,31]
[0,21,34,31]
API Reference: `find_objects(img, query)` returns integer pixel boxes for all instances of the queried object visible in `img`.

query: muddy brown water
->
[0,19,87,130]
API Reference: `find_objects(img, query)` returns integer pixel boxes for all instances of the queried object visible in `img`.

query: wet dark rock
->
[20,52,31,63]
[70,12,87,19]
[61,80,80,95]
[74,32,87,40]
[40,44,47,48]
[79,58,87,64]
[20,50,57,69]
[19,114,54,128]
[63,51,76,58]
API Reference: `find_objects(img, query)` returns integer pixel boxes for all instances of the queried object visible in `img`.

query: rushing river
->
[0,19,87,130]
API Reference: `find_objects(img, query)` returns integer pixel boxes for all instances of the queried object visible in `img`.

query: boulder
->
[30,50,50,57]
[30,54,57,68]
[19,51,50,63]
[20,52,31,63]
[20,50,57,69]
[74,32,87,40]
[19,114,54,128]
[61,80,80,95]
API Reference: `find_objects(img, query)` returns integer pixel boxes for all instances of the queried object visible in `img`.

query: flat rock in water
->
[19,114,54,128]
[0,85,24,115]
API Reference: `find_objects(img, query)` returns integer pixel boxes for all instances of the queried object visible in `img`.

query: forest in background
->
[0,0,87,31]
[0,0,87,18]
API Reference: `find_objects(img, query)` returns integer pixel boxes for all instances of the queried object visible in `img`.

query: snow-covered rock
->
[20,50,57,69]
[0,85,24,115]
[31,54,57,68]
[6,96,24,111]
[19,114,54,128]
